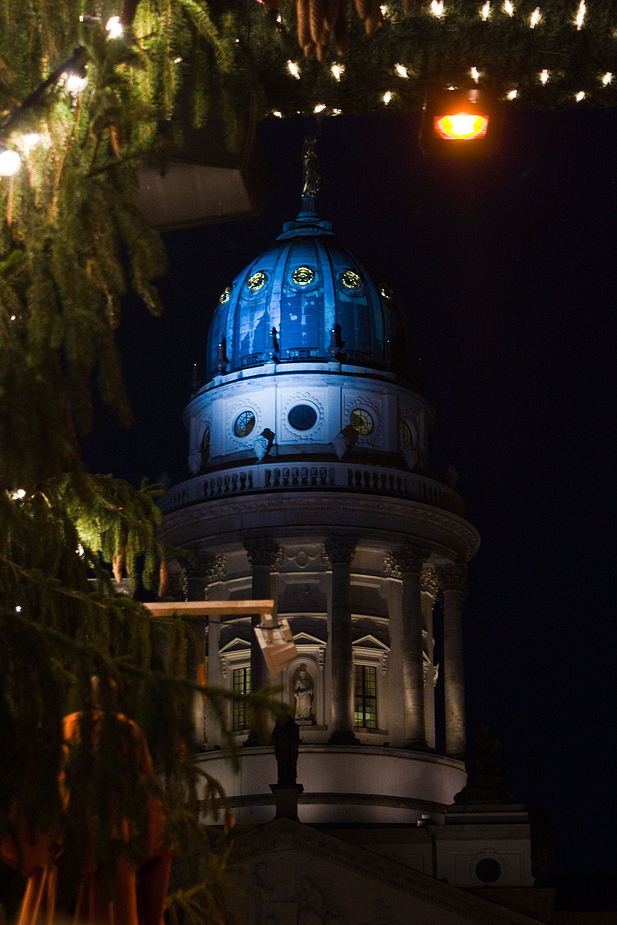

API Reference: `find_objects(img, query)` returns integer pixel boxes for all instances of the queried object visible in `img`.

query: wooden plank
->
[144,600,274,618]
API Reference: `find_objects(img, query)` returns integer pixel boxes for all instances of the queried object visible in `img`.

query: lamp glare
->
[435,112,489,140]
[430,0,444,17]
[0,148,21,176]
[480,2,490,19]
[106,16,123,38]
[603,72,613,85]
[530,7,540,27]
[503,0,514,14]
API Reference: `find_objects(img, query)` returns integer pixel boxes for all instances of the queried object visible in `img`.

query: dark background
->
[82,106,617,880]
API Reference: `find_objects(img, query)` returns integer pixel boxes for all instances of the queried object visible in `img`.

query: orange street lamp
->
[420,87,503,157]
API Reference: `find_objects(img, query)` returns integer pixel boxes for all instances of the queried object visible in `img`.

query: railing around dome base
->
[160,462,464,515]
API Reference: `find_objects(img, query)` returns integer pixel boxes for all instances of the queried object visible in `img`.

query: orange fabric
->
[1,712,172,925]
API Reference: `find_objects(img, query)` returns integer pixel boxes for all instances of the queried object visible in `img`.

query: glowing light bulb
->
[395,64,409,78]
[481,1,490,19]
[65,71,88,93]
[430,1,444,17]
[380,4,387,13]
[503,0,514,14]
[287,60,301,79]
[507,89,518,99]
[272,110,282,118]
[575,90,585,101]
[314,103,326,113]
[470,67,480,82]
[0,148,21,176]
[435,112,489,140]
[332,108,342,115]
[383,91,392,104]
[22,133,41,148]
[10,315,15,321]
[331,63,344,81]
[106,16,123,37]
[603,72,613,85]
[15,605,22,613]
[540,69,549,84]
[575,0,585,28]
[530,7,540,27]
[9,488,26,500]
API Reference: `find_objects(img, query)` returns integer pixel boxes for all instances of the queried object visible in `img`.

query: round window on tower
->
[291,266,316,286]
[350,408,374,435]
[246,270,267,292]
[399,421,412,447]
[288,404,318,431]
[475,858,502,884]
[340,269,362,291]
[219,286,231,304]
[234,411,256,438]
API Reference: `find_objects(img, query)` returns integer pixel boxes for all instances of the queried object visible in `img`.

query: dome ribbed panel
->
[204,212,411,382]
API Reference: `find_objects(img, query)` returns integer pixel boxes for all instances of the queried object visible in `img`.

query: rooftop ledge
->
[160,460,464,516]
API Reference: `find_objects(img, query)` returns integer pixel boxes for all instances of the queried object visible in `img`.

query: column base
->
[404,738,430,751]
[327,730,360,745]
[270,783,304,820]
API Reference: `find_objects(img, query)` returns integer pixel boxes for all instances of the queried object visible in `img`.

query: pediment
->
[353,634,389,651]
[228,818,543,925]
[219,636,251,654]
[293,631,326,646]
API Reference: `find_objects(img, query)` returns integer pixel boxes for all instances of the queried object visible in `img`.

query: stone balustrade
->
[159,462,464,515]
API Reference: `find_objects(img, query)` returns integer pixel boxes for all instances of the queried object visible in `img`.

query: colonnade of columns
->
[188,535,468,759]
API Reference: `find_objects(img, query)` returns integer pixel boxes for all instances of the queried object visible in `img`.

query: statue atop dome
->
[301,135,320,201]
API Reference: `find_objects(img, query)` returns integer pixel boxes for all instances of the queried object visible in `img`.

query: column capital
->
[185,550,226,585]
[324,535,357,566]
[244,537,281,570]
[437,561,468,595]
[385,545,429,578]
[421,565,439,600]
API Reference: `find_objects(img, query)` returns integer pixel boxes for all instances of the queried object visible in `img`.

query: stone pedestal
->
[270,783,304,820]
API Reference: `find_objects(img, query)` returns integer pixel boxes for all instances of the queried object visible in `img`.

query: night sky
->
[82,104,617,878]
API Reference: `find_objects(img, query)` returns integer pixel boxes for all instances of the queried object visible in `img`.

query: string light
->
[380,4,388,13]
[603,72,613,85]
[507,89,518,99]
[21,133,40,149]
[530,8,541,27]
[287,60,301,79]
[314,103,326,113]
[383,91,392,104]
[105,16,123,38]
[332,108,342,115]
[331,63,344,81]
[575,90,585,101]
[480,2,490,19]
[272,110,282,117]
[575,0,585,28]
[471,66,480,82]
[0,147,21,176]
[15,605,22,613]
[395,64,409,79]
[9,488,26,500]
[430,1,444,17]
[503,1,514,16]
[65,70,88,93]
[540,69,549,84]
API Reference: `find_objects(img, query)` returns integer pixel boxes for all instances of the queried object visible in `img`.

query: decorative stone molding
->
[185,552,226,586]
[421,566,439,600]
[323,535,357,567]
[437,561,468,595]
[167,565,188,602]
[382,552,402,580]
[244,537,282,570]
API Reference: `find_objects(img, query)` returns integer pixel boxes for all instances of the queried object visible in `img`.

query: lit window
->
[232,666,251,730]
[234,411,256,438]
[355,665,377,728]
[291,266,316,286]
[247,270,267,292]
[350,408,374,435]
[340,269,362,290]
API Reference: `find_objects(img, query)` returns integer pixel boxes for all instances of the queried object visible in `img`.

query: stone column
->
[393,545,429,749]
[421,566,439,751]
[324,536,359,745]
[244,537,281,694]
[438,562,467,759]
[205,616,221,748]
[190,554,226,746]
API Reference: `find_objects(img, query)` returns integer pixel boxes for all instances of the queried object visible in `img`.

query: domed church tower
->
[160,141,483,831]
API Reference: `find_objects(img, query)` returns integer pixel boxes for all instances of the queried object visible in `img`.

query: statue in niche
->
[292,663,315,723]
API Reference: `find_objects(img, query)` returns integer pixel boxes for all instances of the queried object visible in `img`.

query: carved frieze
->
[384,545,429,578]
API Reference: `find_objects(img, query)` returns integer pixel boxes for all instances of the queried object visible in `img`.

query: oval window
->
[234,411,256,438]
[399,421,412,447]
[292,266,316,286]
[340,269,362,290]
[247,270,267,292]
[475,858,501,884]
[219,286,231,304]
[350,408,374,435]
[288,404,318,431]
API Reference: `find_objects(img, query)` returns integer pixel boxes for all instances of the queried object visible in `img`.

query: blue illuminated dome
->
[206,200,411,381]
